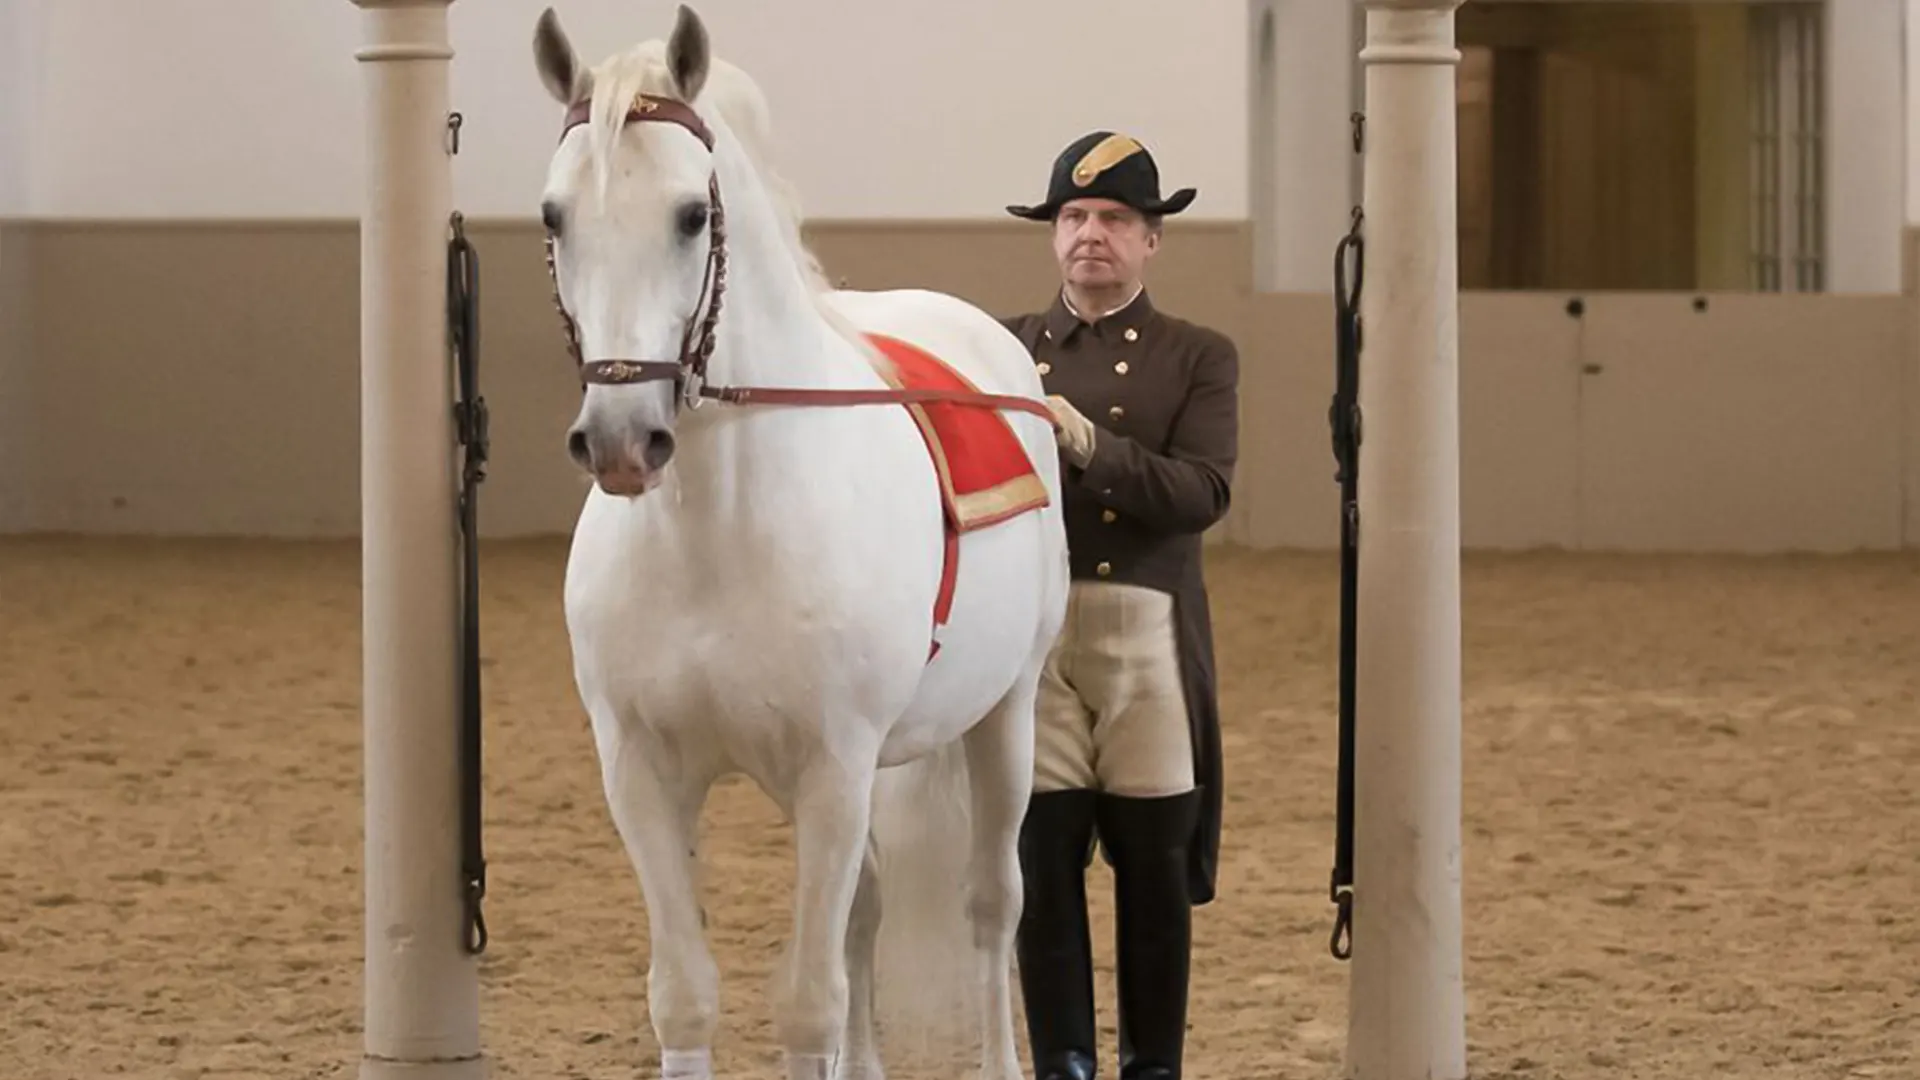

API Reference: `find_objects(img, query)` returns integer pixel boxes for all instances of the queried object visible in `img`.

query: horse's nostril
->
[642,429,676,471]
[567,428,591,468]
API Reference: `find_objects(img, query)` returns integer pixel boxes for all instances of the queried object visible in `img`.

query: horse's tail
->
[868,736,984,1060]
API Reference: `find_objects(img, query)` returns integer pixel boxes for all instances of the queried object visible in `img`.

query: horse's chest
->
[570,561,905,698]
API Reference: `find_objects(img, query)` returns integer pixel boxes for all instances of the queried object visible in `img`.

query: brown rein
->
[543,92,1056,426]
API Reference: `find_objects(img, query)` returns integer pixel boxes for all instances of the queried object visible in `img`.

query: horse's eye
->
[677,202,710,239]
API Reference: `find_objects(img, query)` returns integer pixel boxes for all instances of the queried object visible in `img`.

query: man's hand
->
[1046,394,1096,468]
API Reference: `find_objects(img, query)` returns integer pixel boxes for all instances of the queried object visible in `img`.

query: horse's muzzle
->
[568,422,676,497]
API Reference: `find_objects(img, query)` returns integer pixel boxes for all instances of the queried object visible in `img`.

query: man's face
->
[1051,197,1158,291]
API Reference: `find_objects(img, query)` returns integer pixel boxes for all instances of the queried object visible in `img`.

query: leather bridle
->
[541,91,1058,423]
[545,93,726,409]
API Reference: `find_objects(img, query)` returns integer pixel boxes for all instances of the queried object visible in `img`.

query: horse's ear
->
[534,6,591,106]
[667,4,710,102]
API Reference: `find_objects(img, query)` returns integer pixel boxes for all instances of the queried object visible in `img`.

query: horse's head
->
[534,5,724,498]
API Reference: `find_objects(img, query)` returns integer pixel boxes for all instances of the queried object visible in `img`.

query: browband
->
[559,92,714,150]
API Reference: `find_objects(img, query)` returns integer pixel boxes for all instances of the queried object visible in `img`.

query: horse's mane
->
[582,40,833,297]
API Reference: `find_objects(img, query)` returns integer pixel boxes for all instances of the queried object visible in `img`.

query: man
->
[997,130,1239,1080]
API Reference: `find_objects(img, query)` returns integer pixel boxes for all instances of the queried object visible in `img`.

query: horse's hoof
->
[832,1057,886,1080]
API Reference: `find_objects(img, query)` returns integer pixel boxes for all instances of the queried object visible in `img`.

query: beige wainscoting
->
[0,217,1914,552]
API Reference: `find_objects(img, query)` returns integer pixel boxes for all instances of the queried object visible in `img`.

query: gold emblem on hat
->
[1072,134,1145,187]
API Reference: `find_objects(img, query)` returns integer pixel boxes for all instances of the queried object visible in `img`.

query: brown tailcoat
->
[999,288,1239,905]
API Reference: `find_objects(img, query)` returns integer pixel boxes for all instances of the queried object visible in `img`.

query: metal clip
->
[447,111,464,156]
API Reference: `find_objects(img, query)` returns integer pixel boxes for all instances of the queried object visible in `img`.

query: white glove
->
[1046,395,1096,468]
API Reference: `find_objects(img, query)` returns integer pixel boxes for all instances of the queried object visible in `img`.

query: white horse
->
[531,7,1070,1080]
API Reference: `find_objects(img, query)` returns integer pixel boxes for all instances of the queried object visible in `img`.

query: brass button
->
[1108,405,1124,420]
[1095,561,1112,577]
[1037,361,1051,375]
[1114,361,1129,375]
[1124,328,1139,342]
[1101,509,1117,523]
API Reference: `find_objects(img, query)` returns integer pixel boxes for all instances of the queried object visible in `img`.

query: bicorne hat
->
[1005,130,1197,221]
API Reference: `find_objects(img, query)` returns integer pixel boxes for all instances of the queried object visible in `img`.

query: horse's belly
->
[878,509,1068,766]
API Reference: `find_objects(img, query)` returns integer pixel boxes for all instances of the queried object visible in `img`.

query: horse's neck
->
[697,140,876,395]
[662,224,880,535]
[707,279,864,392]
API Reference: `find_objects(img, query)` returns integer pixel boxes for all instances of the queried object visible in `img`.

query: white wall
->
[1247,0,1358,293]
[1907,0,1920,224]
[19,0,1249,221]
[7,0,1918,287]
[1828,0,1906,291]
[0,0,40,216]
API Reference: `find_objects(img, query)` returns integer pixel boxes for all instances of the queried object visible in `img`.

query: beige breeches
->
[1034,581,1195,797]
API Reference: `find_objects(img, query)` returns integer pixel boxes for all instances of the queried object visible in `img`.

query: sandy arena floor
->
[1,536,1915,1079]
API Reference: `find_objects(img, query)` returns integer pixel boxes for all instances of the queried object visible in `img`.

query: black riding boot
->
[1016,789,1101,1080]
[1095,789,1201,1080]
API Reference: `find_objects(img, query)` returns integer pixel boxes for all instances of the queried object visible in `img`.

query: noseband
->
[542,91,1057,425]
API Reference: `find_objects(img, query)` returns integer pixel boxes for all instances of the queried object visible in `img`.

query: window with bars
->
[1747,3,1825,292]
[1446,1,1829,293]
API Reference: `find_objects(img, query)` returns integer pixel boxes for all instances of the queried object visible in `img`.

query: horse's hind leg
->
[595,713,720,1079]
[962,676,1041,1080]
[837,836,885,1080]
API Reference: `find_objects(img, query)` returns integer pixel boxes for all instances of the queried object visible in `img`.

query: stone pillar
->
[1346,2,1468,1079]
[348,2,484,1078]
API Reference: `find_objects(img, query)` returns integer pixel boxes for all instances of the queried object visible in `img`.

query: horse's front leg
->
[775,748,878,1080]
[597,715,720,1080]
